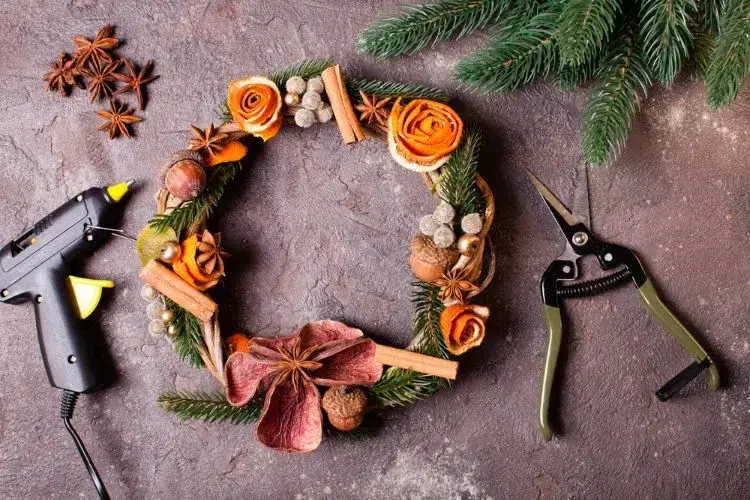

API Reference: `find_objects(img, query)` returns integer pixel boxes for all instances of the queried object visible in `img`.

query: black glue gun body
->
[0,182,132,393]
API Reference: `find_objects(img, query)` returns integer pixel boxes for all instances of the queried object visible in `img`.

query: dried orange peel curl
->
[172,234,221,291]
[227,76,283,142]
[388,97,463,172]
[203,140,248,167]
[439,304,489,356]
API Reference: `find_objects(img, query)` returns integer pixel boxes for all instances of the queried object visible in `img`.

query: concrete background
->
[0,1,748,498]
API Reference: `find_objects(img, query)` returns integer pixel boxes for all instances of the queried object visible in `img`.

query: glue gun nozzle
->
[105,179,136,203]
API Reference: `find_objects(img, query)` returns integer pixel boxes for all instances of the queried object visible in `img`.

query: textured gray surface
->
[0,1,748,499]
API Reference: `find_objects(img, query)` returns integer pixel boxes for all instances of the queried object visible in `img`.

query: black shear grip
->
[656,358,711,402]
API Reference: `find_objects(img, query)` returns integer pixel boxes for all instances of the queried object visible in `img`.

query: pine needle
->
[268,58,334,89]
[554,58,600,88]
[581,25,652,165]
[557,0,621,66]
[640,0,696,84]
[159,391,263,424]
[410,281,449,358]
[706,0,750,108]
[165,299,205,368]
[346,77,450,101]
[439,127,483,217]
[357,0,512,58]
[149,160,244,235]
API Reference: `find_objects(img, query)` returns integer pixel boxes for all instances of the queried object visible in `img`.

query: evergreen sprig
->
[557,0,621,66]
[165,299,205,368]
[439,127,483,217]
[347,77,450,101]
[409,281,448,357]
[149,161,244,235]
[159,391,263,424]
[706,0,750,108]
[268,57,334,89]
[640,0,696,83]
[581,26,652,165]
[358,0,512,58]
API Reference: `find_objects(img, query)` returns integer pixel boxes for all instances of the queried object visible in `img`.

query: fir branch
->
[165,299,205,368]
[149,161,244,235]
[639,0,696,84]
[554,58,600,88]
[701,0,729,35]
[159,391,263,424]
[410,281,448,358]
[688,23,715,79]
[438,127,483,217]
[557,0,621,66]
[268,58,334,89]
[347,77,450,101]
[455,4,563,92]
[357,0,512,58]
[706,0,750,108]
[581,26,652,165]
[217,99,232,124]
[369,369,448,408]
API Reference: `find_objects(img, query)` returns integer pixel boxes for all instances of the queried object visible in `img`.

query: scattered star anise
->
[188,123,229,156]
[42,53,82,96]
[435,267,479,303]
[113,59,158,110]
[82,59,121,102]
[195,230,230,275]
[96,99,142,139]
[355,91,391,128]
[73,25,119,69]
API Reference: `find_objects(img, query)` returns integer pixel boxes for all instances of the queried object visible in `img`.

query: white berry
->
[140,284,159,302]
[433,225,455,248]
[149,319,167,336]
[316,104,334,123]
[147,300,165,320]
[295,108,317,128]
[301,90,322,110]
[419,214,441,236]
[307,76,325,93]
[433,201,456,224]
[461,213,483,234]
[285,76,306,94]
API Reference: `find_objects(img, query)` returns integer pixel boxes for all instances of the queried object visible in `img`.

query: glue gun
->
[0,181,133,393]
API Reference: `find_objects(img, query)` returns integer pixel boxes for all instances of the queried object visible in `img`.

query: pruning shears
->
[528,169,720,440]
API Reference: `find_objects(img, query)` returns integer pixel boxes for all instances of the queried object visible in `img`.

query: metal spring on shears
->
[557,268,633,298]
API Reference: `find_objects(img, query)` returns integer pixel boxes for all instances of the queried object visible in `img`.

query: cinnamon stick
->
[138,260,217,322]
[334,64,364,142]
[374,344,458,380]
[322,65,364,144]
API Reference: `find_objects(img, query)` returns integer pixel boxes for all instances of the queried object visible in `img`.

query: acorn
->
[409,234,458,282]
[160,150,206,201]
[321,386,368,432]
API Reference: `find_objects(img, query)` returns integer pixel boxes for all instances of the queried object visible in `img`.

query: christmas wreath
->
[135,58,496,453]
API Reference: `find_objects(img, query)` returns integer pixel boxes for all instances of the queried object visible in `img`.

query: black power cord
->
[60,390,110,500]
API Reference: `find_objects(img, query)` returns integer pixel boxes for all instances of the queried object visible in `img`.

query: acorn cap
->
[409,234,458,282]
[321,386,368,419]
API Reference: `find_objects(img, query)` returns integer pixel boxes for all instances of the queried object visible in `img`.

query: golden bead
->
[457,234,481,256]
[160,309,174,323]
[160,241,181,264]
[284,92,300,106]
[167,324,177,337]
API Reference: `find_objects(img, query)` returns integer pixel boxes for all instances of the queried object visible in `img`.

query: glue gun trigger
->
[67,276,115,320]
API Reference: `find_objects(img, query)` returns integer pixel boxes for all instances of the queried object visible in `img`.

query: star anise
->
[42,53,82,96]
[82,59,121,102]
[73,25,119,69]
[113,59,158,110]
[272,341,322,394]
[188,123,229,156]
[355,91,391,128]
[96,99,141,139]
[196,230,230,275]
[435,267,479,303]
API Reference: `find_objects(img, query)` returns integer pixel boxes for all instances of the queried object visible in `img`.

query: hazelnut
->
[409,234,458,282]
[164,159,206,201]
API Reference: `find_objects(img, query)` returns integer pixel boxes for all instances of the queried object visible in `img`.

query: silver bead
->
[316,104,333,123]
[433,225,455,249]
[307,76,325,94]
[433,201,456,224]
[419,214,441,236]
[301,90,322,110]
[140,284,159,302]
[285,76,306,94]
[295,108,316,128]
[149,319,167,336]
[284,92,300,106]
[460,213,483,235]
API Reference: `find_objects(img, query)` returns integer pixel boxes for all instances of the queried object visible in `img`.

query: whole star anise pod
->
[42,53,82,96]
[435,267,479,303]
[113,59,158,110]
[96,99,142,139]
[188,123,228,156]
[82,59,121,102]
[73,25,119,69]
[195,230,229,276]
[355,91,391,128]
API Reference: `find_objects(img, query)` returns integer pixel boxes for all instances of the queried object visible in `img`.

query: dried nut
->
[457,233,481,256]
[307,76,325,94]
[140,284,159,302]
[433,201,456,224]
[284,92,300,106]
[165,159,206,201]
[301,90,322,110]
[285,76,306,94]
[159,150,204,179]
[316,104,333,123]
[149,319,167,336]
[433,225,455,249]
[160,240,182,264]
[461,213,483,235]
[147,300,165,320]
[409,234,458,282]
[295,108,316,128]
[160,309,174,323]
[321,386,368,431]
[419,214,442,236]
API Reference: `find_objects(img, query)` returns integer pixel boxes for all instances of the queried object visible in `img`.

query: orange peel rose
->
[172,234,220,291]
[388,97,463,172]
[439,303,489,356]
[227,76,282,141]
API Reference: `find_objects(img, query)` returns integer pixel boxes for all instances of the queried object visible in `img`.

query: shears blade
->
[526,170,581,228]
